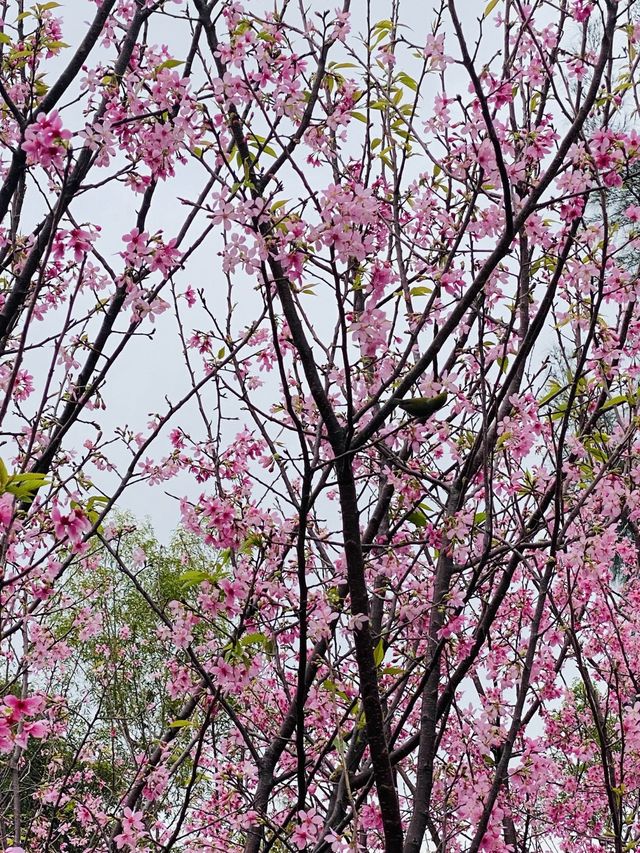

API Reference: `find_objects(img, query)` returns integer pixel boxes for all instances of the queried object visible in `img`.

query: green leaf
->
[87,495,109,511]
[6,484,46,502]
[538,381,563,407]
[240,531,262,553]
[0,32,12,45]
[550,409,567,421]
[484,0,501,16]
[496,432,511,448]
[4,471,49,501]
[322,679,349,701]
[168,719,192,728]
[36,1,62,9]
[350,111,368,122]
[240,632,269,647]
[86,510,102,527]
[6,472,48,486]
[156,59,184,71]
[248,135,276,158]
[232,18,252,36]
[397,72,418,92]
[0,459,8,489]
[177,569,216,589]
[601,394,628,411]
[373,638,385,667]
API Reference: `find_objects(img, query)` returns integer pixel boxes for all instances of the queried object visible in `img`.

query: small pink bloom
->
[0,718,14,753]
[292,809,324,850]
[0,493,14,529]
[121,228,150,264]
[572,0,593,22]
[4,694,44,721]
[23,719,49,738]
[169,428,184,449]
[67,226,94,262]
[21,110,71,170]
[51,505,91,544]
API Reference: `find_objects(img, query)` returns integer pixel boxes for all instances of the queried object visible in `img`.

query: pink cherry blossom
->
[0,493,14,530]
[50,505,91,544]
[292,809,324,849]
[113,807,146,850]
[626,204,640,222]
[21,110,71,169]
[4,694,44,721]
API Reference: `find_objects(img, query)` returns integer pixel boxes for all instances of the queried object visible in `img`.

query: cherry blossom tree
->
[3,0,640,851]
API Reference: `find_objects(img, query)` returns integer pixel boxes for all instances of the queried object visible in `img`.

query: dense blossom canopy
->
[2,0,640,851]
